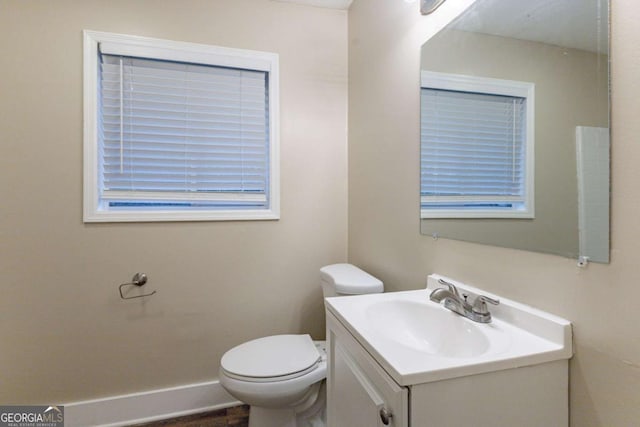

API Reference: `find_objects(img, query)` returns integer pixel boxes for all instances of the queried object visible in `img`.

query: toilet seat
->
[221,334,321,383]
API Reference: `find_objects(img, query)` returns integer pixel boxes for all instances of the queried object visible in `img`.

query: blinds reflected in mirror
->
[421,87,527,216]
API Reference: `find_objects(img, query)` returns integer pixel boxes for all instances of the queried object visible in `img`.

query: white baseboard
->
[63,380,242,427]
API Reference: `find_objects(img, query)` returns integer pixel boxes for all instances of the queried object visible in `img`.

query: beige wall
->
[348,0,640,426]
[0,0,347,403]
[3,0,639,423]
[420,30,609,258]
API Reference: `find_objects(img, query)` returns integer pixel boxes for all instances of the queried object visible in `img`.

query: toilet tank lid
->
[320,263,383,294]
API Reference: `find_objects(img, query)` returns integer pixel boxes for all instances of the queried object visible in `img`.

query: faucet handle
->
[472,295,500,315]
[437,278,460,297]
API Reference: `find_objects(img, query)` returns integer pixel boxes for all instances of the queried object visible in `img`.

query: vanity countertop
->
[325,274,572,386]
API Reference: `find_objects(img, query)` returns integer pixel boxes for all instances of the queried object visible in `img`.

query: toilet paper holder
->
[119,273,157,300]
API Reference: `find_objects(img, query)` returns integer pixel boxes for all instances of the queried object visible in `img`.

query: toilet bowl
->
[218,264,383,427]
[219,335,326,427]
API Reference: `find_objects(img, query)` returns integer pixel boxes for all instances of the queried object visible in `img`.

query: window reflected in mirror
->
[419,0,610,263]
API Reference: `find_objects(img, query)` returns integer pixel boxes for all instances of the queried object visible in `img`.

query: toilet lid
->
[221,334,320,380]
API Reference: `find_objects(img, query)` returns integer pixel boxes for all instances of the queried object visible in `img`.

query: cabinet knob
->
[379,407,393,425]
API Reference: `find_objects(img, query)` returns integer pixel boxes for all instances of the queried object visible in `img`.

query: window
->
[420,71,535,219]
[83,31,279,222]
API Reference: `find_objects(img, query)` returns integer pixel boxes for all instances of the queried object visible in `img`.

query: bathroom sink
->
[325,274,572,386]
[365,300,495,358]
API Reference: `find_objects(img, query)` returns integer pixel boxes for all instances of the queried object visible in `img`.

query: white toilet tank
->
[320,263,383,298]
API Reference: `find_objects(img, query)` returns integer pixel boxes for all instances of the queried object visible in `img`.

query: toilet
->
[219,263,383,427]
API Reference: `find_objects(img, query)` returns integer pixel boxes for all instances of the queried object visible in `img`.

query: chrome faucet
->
[430,279,500,323]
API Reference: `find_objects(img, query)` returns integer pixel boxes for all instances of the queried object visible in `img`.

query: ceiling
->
[271,0,608,54]
[452,0,609,53]
[272,0,353,9]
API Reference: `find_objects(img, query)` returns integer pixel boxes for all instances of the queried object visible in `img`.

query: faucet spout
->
[429,279,460,303]
[429,279,499,323]
[429,287,459,303]
[430,279,470,318]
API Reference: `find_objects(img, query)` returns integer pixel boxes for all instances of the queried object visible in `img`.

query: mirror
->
[420,0,610,263]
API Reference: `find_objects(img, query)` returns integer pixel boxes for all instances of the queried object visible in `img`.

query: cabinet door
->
[327,313,408,427]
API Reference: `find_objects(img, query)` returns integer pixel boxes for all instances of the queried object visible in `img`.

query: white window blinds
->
[98,52,269,209]
[421,87,529,215]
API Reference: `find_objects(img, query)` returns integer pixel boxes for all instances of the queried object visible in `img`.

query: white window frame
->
[420,70,535,219]
[83,30,280,222]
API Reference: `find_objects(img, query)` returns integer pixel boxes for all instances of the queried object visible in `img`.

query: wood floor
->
[129,405,249,427]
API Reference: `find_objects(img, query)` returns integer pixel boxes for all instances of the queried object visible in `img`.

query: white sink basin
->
[325,274,572,386]
[366,300,495,358]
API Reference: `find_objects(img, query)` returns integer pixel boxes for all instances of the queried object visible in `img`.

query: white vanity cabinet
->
[326,277,572,427]
[327,312,408,427]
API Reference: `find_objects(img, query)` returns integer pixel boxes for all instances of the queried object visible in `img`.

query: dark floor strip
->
[128,405,250,427]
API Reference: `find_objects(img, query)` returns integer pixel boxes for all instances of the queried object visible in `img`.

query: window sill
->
[421,209,534,219]
[83,208,280,223]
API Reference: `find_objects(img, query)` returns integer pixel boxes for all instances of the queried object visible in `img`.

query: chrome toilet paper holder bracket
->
[119,273,157,300]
